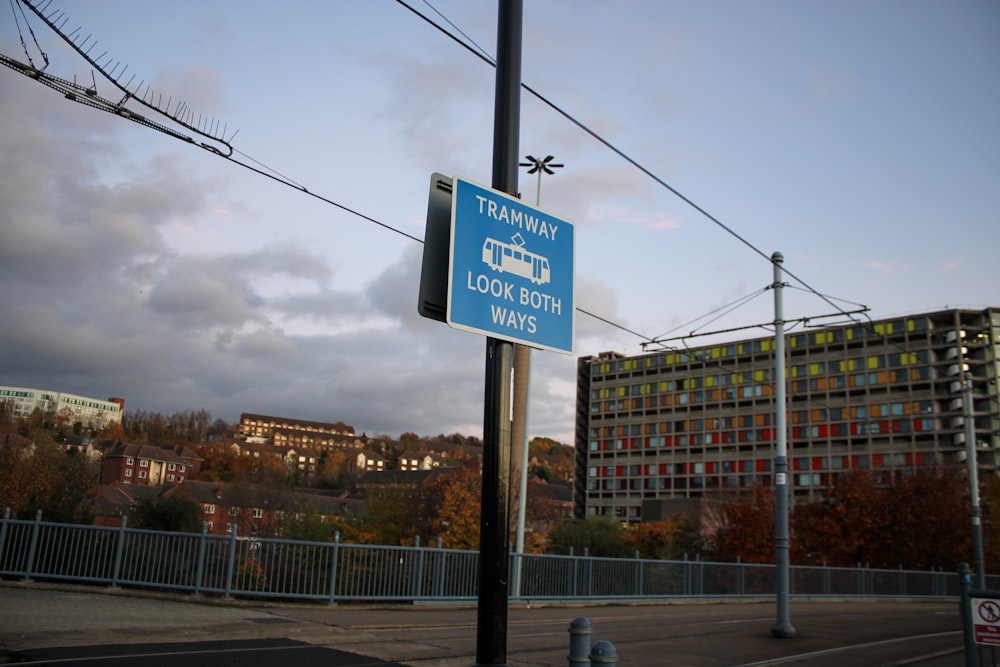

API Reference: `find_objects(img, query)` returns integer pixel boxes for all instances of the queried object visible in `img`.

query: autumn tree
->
[194,443,250,483]
[879,468,972,570]
[0,437,99,522]
[426,462,482,549]
[709,484,776,563]
[792,470,890,567]
[981,474,1000,572]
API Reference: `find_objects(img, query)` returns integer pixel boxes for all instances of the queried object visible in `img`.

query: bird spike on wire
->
[18,0,236,154]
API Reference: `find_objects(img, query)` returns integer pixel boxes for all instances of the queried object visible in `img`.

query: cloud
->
[861,259,898,277]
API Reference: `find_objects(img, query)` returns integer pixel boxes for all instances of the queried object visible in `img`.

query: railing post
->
[0,507,10,572]
[110,515,128,588]
[569,547,578,598]
[433,537,444,599]
[223,523,238,599]
[193,521,209,596]
[633,551,642,597]
[589,640,618,666]
[327,531,340,604]
[696,553,703,596]
[823,561,830,596]
[568,616,591,666]
[683,553,691,596]
[585,547,593,598]
[22,509,43,582]
[412,535,424,600]
[737,556,745,596]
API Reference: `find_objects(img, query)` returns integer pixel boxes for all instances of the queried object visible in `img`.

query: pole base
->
[770,622,796,639]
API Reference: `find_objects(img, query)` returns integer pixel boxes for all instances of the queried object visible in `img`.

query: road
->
[0,581,967,666]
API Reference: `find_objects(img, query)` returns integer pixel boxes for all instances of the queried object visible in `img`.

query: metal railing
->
[1,508,987,603]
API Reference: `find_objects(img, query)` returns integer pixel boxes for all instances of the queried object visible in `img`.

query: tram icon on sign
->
[482,233,551,285]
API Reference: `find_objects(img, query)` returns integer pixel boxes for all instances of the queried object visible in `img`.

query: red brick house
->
[96,440,201,487]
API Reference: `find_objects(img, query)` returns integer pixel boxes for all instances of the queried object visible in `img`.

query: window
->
[124,469,132,477]
[168,463,176,471]
[126,457,134,465]
[204,504,215,514]
[139,459,149,468]
[229,507,240,516]
[252,508,264,519]
[138,470,147,479]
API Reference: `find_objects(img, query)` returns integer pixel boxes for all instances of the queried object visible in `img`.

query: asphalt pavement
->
[0,580,970,666]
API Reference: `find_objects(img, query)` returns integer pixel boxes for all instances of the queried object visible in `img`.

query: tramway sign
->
[446,177,574,354]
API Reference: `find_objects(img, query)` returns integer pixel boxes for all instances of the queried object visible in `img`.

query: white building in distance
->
[0,385,124,429]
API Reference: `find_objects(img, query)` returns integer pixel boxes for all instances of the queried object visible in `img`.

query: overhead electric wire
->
[226,149,424,244]
[5,0,879,354]
[398,0,872,332]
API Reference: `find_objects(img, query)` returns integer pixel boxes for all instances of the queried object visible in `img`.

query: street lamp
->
[520,155,564,206]
[511,155,562,595]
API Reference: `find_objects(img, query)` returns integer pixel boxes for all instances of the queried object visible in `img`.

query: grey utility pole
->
[771,251,795,638]
[511,155,563,598]
[474,1,522,666]
[964,371,986,588]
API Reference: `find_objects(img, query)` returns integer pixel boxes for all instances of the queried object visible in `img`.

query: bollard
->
[568,617,592,666]
[589,640,618,666]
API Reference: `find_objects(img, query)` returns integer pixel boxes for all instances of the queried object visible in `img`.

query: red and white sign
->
[973,597,1000,645]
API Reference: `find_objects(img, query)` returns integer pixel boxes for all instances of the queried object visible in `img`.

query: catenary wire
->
[5,0,871,354]
[398,0,872,330]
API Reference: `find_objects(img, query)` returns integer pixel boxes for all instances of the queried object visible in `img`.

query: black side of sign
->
[417,173,453,323]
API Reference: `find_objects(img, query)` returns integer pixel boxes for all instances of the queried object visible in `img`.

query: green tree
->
[547,517,631,557]
[361,484,434,546]
[627,518,703,560]
[130,494,204,532]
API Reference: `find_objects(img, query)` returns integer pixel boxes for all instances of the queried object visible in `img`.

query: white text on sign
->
[475,195,560,240]
[465,271,563,334]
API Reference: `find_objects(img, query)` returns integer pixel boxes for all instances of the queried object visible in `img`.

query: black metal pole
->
[474,1,521,666]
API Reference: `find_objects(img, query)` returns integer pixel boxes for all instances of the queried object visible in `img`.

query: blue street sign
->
[447,177,575,354]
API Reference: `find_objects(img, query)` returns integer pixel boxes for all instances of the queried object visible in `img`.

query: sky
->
[1,1,997,445]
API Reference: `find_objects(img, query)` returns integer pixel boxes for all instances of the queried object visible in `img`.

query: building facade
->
[238,413,358,450]
[0,386,123,429]
[575,307,1000,522]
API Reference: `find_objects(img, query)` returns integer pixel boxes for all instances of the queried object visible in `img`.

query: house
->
[95,439,201,487]
[355,469,441,491]
[356,449,387,472]
[84,482,168,527]
[272,445,319,484]
[169,480,363,537]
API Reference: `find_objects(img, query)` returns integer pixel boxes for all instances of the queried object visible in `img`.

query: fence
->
[0,508,986,604]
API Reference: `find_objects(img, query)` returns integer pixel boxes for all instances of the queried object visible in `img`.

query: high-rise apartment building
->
[574,307,1000,522]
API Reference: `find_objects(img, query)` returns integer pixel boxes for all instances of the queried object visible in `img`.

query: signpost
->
[972,596,1000,646]
[447,176,574,355]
